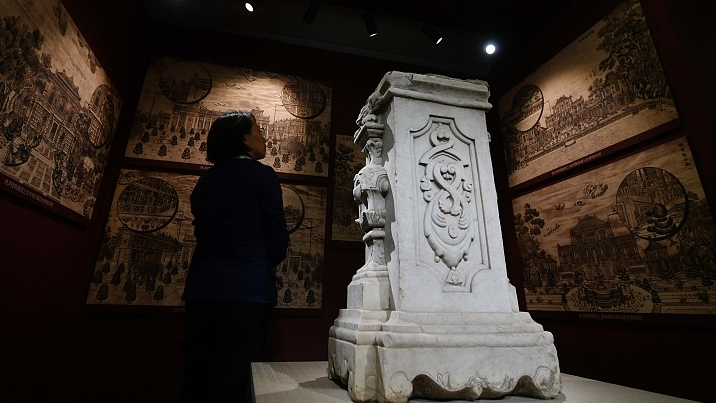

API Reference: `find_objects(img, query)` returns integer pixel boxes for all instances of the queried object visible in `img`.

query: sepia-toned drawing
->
[158,60,212,104]
[513,137,716,315]
[86,170,326,310]
[0,0,122,220]
[331,135,365,242]
[125,56,331,177]
[276,184,326,309]
[85,169,198,306]
[281,80,326,119]
[498,0,678,188]
[615,168,686,241]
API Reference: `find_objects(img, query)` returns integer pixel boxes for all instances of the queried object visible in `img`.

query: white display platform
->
[252,361,700,403]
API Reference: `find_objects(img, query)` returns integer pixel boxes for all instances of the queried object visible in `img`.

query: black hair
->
[205,111,254,163]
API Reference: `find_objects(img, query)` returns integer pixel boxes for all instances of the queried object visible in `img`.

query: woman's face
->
[244,121,267,160]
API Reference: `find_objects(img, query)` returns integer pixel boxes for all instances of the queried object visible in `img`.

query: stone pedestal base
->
[328,311,561,403]
[328,335,379,401]
[328,308,388,402]
[330,71,562,402]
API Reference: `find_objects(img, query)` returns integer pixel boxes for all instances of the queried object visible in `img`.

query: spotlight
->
[485,43,496,54]
[363,12,378,37]
[303,1,321,24]
[244,0,263,12]
[422,25,442,45]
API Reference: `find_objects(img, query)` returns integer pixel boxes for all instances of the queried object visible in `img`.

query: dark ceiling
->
[135,0,573,78]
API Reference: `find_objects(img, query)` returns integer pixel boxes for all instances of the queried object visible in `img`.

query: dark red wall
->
[0,1,148,402]
[1,0,714,402]
[489,1,716,402]
[0,3,457,402]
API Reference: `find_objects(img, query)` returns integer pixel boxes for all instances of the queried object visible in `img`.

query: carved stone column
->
[328,72,561,403]
[327,118,392,402]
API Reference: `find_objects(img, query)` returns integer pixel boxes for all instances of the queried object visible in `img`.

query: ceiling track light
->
[422,25,443,45]
[244,0,264,12]
[303,1,321,24]
[363,11,378,37]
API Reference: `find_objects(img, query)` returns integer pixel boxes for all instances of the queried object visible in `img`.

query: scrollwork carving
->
[419,122,475,276]
[389,372,413,396]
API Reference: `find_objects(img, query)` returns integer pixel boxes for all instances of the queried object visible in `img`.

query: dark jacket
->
[185,158,289,305]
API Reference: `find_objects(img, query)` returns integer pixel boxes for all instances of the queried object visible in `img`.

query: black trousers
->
[181,300,273,403]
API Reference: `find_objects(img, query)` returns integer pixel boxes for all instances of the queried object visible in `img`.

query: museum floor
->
[251,361,701,403]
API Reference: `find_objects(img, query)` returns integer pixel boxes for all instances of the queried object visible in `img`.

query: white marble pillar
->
[328,72,561,402]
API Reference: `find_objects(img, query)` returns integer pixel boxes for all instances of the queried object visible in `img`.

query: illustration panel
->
[85,171,326,310]
[498,0,678,189]
[331,135,364,242]
[512,137,716,315]
[85,169,198,307]
[124,56,331,177]
[277,184,326,309]
[0,0,122,220]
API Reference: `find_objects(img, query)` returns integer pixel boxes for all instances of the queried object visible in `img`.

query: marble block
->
[328,72,562,402]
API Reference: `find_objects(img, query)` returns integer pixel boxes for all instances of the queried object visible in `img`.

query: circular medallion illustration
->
[117,177,179,232]
[281,80,326,119]
[510,84,544,132]
[615,167,687,240]
[159,61,212,104]
[86,84,117,148]
[281,185,305,234]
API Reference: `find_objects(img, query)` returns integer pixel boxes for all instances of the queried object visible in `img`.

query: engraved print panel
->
[124,55,331,177]
[497,0,678,189]
[512,136,716,315]
[276,184,326,309]
[0,0,122,221]
[331,135,365,242]
[86,171,326,310]
[412,116,487,291]
[85,169,197,307]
